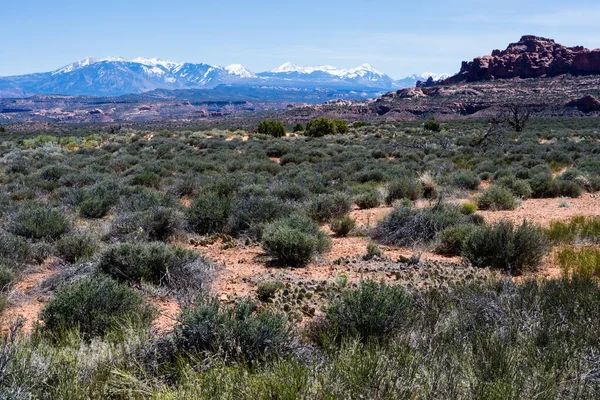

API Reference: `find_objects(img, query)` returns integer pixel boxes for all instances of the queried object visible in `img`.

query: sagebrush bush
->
[477,185,518,211]
[56,232,98,263]
[385,178,422,204]
[98,242,196,285]
[262,215,330,267]
[355,189,381,209]
[436,225,475,256]
[10,203,70,240]
[307,192,352,223]
[175,298,292,362]
[79,197,111,219]
[330,217,356,237]
[373,203,466,247]
[497,175,533,199]
[463,221,549,274]
[314,280,411,343]
[0,264,16,289]
[187,193,234,235]
[0,229,32,263]
[111,206,183,241]
[40,276,155,339]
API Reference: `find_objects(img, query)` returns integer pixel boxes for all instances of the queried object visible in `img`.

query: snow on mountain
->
[225,64,255,78]
[271,62,385,79]
[131,57,183,70]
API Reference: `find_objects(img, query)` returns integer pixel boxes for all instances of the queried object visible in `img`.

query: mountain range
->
[0,57,448,98]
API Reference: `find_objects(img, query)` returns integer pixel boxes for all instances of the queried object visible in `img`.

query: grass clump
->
[463,221,548,274]
[262,215,330,267]
[477,185,518,210]
[175,298,292,362]
[544,216,600,245]
[557,247,600,278]
[40,276,155,339]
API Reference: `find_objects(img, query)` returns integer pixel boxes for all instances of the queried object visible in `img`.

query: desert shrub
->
[0,230,32,263]
[373,203,465,247]
[111,207,184,242]
[496,175,533,199]
[355,189,381,209]
[307,192,352,222]
[175,298,292,362]
[98,242,196,285]
[330,217,356,237]
[10,203,70,240]
[529,173,555,198]
[262,215,330,267]
[257,281,284,302]
[436,225,475,256]
[187,193,234,235]
[477,185,518,210]
[385,178,423,204]
[305,118,336,137]
[463,221,548,274]
[316,280,411,343]
[257,120,286,138]
[292,123,304,132]
[555,180,583,198]
[333,119,349,135]
[365,243,382,259]
[424,119,441,132]
[557,247,600,278]
[0,264,16,289]
[131,171,161,188]
[40,276,155,339]
[272,183,309,202]
[227,195,289,238]
[56,232,99,263]
[79,197,111,219]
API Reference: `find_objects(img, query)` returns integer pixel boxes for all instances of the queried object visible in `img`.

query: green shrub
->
[292,123,304,132]
[317,280,411,343]
[436,225,474,256]
[373,203,466,247]
[257,120,286,138]
[385,178,422,204]
[175,298,292,361]
[365,243,382,259]
[187,193,234,235]
[355,190,381,209]
[11,203,70,240]
[56,232,99,263]
[0,230,32,263]
[333,119,349,135]
[307,192,352,223]
[424,119,441,132]
[477,185,518,211]
[305,118,336,137]
[330,217,356,237]
[497,176,533,199]
[79,197,112,219]
[463,221,548,274]
[40,277,155,339]
[111,207,183,241]
[262,215,330,267]
[257,281,285,302]
[131,172,161,188]
[98,242,195,285]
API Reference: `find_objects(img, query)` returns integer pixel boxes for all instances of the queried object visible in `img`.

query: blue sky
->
[3,0,600,78]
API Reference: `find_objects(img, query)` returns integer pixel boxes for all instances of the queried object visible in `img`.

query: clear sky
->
[3,0,600,79]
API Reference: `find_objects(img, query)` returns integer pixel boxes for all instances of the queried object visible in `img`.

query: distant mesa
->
[443,36,600,84]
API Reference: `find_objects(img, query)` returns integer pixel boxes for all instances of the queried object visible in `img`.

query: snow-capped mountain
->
[0,57,448,98]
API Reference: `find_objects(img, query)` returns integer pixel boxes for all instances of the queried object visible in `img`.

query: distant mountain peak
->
[224,64,255,78]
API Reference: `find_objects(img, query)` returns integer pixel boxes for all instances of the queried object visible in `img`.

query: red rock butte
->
[443,36,600,83]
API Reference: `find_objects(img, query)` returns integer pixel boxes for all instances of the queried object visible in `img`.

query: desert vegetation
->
[0,117,599,398]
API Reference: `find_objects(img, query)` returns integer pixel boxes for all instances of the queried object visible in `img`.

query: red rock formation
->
[443,36,600,83]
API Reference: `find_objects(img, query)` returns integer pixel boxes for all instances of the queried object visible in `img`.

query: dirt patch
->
[478,193,600,226]
[151,297,180,334]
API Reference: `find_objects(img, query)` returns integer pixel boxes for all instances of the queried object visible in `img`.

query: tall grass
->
[556,246,600,277]
[545,216,600,244]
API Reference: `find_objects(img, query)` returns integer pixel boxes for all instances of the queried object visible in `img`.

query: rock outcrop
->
[443,36,600,83]
[566,95,600,113]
